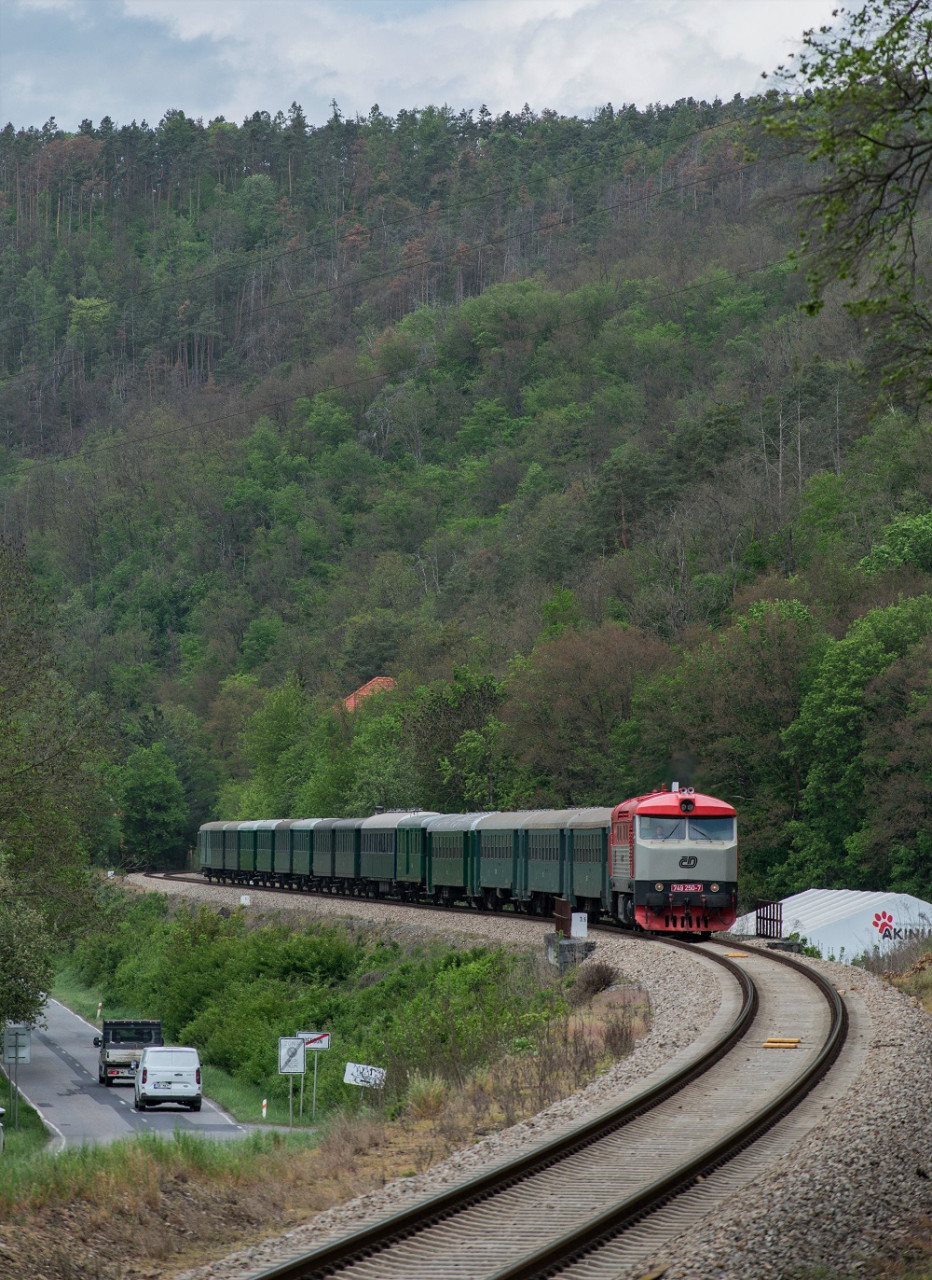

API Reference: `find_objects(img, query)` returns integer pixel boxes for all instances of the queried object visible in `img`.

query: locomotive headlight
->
[655,882,664,892]
[711,883,720,893]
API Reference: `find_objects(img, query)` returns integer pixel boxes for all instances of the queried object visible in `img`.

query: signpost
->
[296,1031,330,1121]
[278,1037,306,1129]
[2,1024,31,1129]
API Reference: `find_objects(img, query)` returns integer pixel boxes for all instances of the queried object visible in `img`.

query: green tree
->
[0,887,55,1026]
[119,743,187,869]
[782,594,932,888]
[0,538,104,930]
[843,637,932,892]
[629,600,827,897]
[404,669,506,811]
[764,0,932,395]
[859,511,932,575]
[344,702,422,814]
[436,716,525,811]
[539,586,581,640]
[503,622,672,806]
[291,710,357,818]
[234,675,310,815]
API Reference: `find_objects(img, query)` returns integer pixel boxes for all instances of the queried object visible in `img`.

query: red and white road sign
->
[296,1030,331,1051]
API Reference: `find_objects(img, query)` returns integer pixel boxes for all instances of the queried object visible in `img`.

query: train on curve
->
[198,785,738,938]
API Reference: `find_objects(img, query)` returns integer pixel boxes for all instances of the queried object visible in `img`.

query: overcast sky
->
[2,0,842,133]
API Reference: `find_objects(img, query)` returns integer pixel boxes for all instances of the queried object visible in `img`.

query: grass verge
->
[0,963,650,1280]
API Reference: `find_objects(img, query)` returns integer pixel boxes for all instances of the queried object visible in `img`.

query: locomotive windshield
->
[640,816,686,840]
[689,816,736,841]
[639,815,735,841]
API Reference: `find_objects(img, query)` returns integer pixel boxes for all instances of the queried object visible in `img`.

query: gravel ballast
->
[130,876,932,1280]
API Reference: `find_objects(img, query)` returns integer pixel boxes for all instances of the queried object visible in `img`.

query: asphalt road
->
[3,1000,251,1148]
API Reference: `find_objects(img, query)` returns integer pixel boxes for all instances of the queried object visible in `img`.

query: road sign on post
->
[298,1031,331,1051]
[2,1024,30,1065]
[278,1037,306,1131]
[278,1037,306,1074]
[296,1031,330,1120]
[3,1024,31,1130]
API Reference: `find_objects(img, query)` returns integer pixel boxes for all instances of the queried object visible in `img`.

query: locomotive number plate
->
[671,882,702,892]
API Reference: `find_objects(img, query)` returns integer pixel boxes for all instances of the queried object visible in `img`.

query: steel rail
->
[147,878,848,1280]
[247,943,757,1280]
[485,946,848,1280]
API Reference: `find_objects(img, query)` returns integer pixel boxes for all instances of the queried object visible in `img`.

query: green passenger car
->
[333,818,364,887]
[236,821,262,881]
[474,812,523,909]
[272,818,296,884]
[360,811,439,892]
[427,813,487,904]
[309,817,339,882]
[396,812,441,894]
[254,819,283,882]
[222,821,240,879]
[198,821,226,877]
[566,807,613,917]
[522,809,571,913]
[286,816,323,882]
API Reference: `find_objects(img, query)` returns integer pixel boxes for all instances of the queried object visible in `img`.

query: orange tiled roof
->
[343,676,396,712]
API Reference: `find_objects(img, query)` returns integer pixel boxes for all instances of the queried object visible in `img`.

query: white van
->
[134,1046,202,1111]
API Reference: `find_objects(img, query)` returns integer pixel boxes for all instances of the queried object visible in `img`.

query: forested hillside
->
[2,58,932,913]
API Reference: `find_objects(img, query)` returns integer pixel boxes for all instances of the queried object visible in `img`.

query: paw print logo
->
[873,910,894,939]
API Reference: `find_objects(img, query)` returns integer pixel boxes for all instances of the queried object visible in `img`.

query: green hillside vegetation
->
[1,1,932,943]
[66,890,596,1117]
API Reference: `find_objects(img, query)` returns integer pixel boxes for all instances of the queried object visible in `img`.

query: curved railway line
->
[149,874,849,1280]
[243,943,845,1280]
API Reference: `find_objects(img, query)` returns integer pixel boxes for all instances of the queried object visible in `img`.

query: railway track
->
[218,939,842,1280]
[145,875,848,1279]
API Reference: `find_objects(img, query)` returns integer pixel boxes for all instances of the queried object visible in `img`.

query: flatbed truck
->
[93,1019,163,1085]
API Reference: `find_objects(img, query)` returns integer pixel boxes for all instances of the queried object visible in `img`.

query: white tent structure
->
[730,889,932,963]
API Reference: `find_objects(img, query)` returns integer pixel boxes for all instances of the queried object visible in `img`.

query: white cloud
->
[4,0,841,131]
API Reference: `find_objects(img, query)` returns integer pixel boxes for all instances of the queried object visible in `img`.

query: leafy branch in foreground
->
[762,1,932,396]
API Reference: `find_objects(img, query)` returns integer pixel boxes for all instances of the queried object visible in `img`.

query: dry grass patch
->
[0,971,651,1280]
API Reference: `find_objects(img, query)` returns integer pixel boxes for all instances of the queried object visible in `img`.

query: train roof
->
[426,813,491,832]
[472,810,537,831]
[470,809,612,832]
[521,809,592,830]
[361,810,441,831]
[565,806,614,827]
[397,811,446,831]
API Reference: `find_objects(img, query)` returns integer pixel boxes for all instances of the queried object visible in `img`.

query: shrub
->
[404,1072,449,1119]
[567,960,618,1005]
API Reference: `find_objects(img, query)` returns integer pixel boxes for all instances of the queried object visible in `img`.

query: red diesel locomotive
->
[610,785,738,937]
